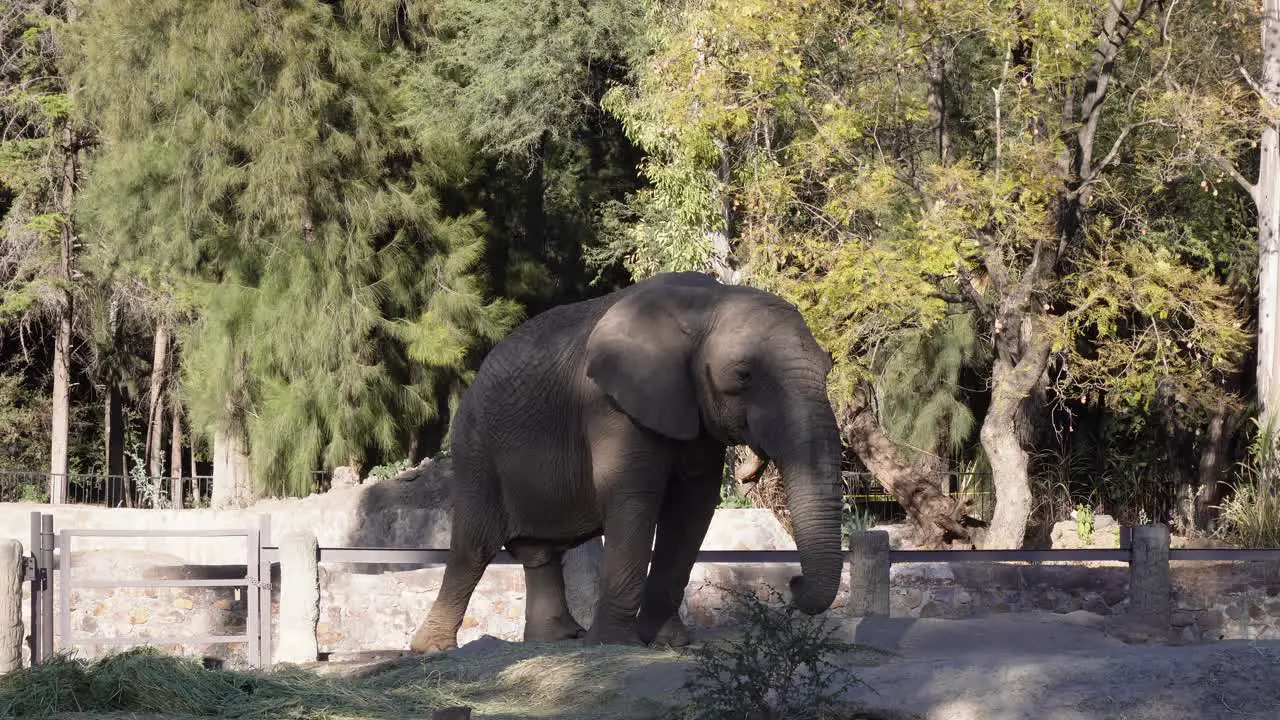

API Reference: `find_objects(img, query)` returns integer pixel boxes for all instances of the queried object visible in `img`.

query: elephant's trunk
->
[756,390,845,616]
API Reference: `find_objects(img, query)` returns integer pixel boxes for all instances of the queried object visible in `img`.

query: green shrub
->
[681,585,866,720]
[1074,503,1095,545]
[1216,419,1280,548]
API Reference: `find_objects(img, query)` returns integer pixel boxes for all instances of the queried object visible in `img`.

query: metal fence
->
[25,512,272,667]
[1,470,214,508]
[19,511,1280,670]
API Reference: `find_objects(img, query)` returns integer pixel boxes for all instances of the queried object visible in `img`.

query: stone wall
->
[313,556,857,655]
[887,559,1280,642]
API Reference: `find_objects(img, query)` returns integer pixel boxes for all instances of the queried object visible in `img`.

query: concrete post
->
[277,531,319,664]
[0,539,22,673]
[845,530,890,617]
[1128,524,1171,629]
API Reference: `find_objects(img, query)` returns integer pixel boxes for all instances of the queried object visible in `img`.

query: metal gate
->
[27,512,273,668]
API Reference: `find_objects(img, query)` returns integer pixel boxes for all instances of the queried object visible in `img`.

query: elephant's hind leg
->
[507,540,586,642]
[410,424,503,655]
[410,542,497,654]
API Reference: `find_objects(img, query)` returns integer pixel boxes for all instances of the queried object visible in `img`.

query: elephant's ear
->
[585,286,703,441]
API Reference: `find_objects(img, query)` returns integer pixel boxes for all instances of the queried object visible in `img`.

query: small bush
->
[1073,503,1095,545]
[681,585,866,720]
[1217,420,1280,548]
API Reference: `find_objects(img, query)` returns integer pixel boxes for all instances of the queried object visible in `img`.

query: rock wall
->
[888,559,1280,642]
[314,557,857,655]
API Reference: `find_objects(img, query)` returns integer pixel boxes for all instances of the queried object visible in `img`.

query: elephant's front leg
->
[582,428,671,646]
[636,441,723,647]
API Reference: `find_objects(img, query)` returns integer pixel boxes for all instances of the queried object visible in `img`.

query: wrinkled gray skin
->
[410,271,844,653]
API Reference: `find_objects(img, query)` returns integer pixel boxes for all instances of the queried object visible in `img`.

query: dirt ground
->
[291,610,1280,719]
[45,611,1280,719]
[833,611,1280,719]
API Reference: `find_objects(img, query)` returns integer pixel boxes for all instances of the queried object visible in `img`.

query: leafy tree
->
[604,0,1250,547]
[69,0,518,499]
[402,0,645,313]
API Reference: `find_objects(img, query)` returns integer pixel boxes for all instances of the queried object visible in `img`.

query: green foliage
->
[874,311,988,463]
[404,0,643,159]
[69,0,519,495]
[681,584,865,720]
[1215,419,1280,548]
[1062,241,1248,426]
[0,369,50,470]
[366,457,410,483]
[1073,503,1096,545]
[841,498,877,550]
[718,483,754,509]
[601,0,1255,541]
[0,1,75,328]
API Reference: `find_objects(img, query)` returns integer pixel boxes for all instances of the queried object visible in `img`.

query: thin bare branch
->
[1212,154,1258,198]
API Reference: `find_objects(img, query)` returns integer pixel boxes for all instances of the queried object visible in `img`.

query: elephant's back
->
[474,291,620,383]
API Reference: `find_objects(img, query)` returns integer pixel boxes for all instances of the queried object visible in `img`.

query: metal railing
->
[26,512,272,667]
[1,470,214,507]
[20,512,1280,670]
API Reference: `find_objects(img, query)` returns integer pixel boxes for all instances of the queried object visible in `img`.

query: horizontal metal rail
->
[67,578,253,589]
[73,634,251,646]
[892,549,1132,563]
[1169,548,1280,561]
[58,528,252,538]
[138,545,1280,568]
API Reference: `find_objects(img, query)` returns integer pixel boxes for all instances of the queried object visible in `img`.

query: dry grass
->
[0,643,685,720]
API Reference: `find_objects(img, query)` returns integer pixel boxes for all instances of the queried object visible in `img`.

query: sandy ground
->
[292,610,1280,719]
[832,612,1280,719]
[46,612,1280,719]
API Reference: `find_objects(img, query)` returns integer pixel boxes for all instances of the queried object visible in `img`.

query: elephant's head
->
[585,271,844,615]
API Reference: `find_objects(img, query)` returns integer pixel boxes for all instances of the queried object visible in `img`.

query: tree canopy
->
[0,0,1275,549]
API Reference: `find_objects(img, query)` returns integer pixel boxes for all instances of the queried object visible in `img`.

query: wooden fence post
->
[276,530,319,664]
[1128,524,1171,629]
[846,530,890,617]
[0,539,22,672]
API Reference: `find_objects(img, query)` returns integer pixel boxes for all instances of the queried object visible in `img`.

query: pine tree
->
[0,0,89,502]
[70,0,517,499]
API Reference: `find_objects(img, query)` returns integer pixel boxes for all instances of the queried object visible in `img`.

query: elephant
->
[409,270,845,653]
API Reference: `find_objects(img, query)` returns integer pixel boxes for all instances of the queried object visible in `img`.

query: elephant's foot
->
[582,621,644,647]
[649,616,694,649]
[524,615,587,643]
[409,624,458,655]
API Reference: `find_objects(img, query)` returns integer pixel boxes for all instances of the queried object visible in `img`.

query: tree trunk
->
[1193,399,1235,530]
[104,383,126,506]
[170,399,183,508]
[48,312,71,505]
[48,0,80,503]
[211,429,255,509]
[980,320,1053,550]
[145,323,171,496]
[841,383,974,547]
[1254,0,1280,431]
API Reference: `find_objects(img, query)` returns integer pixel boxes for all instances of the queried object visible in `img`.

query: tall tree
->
[0,0,91,502]
[70,0,518,500]
[604,0,1249,547]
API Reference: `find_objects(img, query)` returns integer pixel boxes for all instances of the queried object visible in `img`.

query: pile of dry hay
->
[0,643,684,719]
